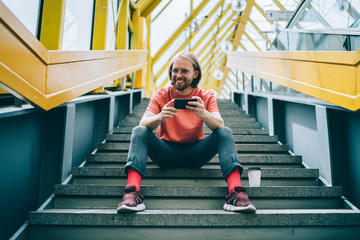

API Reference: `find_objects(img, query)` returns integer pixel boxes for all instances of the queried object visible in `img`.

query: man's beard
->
[171,77,192,91]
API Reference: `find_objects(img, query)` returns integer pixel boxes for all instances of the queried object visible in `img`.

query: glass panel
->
[62,0,94,50]
[155,70,169,88]
[293,0,360,29]
[151,0,190,55]
[151,0,172,21]
[106,0,118,50]
[152,31,187,74]
[191,7,219,49]
[2,0,41,36]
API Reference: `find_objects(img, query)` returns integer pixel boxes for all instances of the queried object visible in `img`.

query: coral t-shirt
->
[146,86,219,143]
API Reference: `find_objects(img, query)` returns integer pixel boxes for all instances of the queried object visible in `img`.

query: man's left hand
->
[186,96,224,130]
[186,96,205,118]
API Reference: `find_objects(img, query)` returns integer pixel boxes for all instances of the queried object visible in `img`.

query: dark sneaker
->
[223,186,256,213]
[117,185,145,213]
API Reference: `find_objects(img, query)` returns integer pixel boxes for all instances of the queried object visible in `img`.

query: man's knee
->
[215,126,233,137]
[132,126,149,136]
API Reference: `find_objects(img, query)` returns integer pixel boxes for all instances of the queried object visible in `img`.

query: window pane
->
[2,0,41,36]
[62,0,94,50]
[106,0,118,50]
[151,0,190,55]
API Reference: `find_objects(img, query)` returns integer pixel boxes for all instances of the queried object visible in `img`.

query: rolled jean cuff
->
[124,161,145,177]
[223,163,243,179]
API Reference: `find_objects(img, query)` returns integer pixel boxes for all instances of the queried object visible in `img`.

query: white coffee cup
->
[248,167,261,187]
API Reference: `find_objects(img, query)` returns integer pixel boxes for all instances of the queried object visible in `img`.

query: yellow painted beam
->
[0,88,8,94]
[128,14,134,33]
[130,8,141,49]
[0,2,148,110]
[141,0,162,18]
[93,0,108,50]
[116,0,129,49]
[145,16,154,97]
[217,0,254,94]
[136,0,152,12]
[40,0,66,50]
[129,0,137,10]
[227,50,360,111]
[231,0,254,50]
[130,8,147,89]
[152,0,210,64]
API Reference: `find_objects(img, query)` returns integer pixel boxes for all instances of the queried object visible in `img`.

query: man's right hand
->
[139,99,179,130]
[159,99,179,123]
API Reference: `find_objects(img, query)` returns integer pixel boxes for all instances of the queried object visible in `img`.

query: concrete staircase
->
[27,99,360,240]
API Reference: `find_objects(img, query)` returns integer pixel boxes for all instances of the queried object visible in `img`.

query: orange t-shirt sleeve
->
[146,90,167,114]
[205,92,219,113]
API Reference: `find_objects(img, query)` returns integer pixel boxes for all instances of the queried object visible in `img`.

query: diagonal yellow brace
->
[141,0,162,18]
[152,0,210,64]
[154,3,231,82]
[216,0,255,95]
[40,0,66,50]
[244,31,261,51]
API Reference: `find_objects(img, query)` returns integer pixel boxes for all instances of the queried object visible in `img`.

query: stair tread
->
[55,185,342,197]
[72,167,319,178]
[106,134,279,143]
[87,153,302,164]
[97,142,289,152]
[28,209,360,227]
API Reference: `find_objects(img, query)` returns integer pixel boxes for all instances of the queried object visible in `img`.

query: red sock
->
[127,168,142,191]
[226,168,241,193]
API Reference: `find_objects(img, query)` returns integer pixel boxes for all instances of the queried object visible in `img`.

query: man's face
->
[171,57,198,92]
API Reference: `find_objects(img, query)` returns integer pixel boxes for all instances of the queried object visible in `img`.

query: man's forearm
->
[139,114,162,131]
[201,111,224,131]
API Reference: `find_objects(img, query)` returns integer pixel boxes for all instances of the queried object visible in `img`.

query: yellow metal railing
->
[227,50,360,111]
[0,1,147,111]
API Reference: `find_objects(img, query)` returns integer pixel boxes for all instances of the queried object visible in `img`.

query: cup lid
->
[248,167,261,171]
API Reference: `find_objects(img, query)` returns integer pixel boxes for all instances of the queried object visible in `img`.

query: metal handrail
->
[281,27,360,36]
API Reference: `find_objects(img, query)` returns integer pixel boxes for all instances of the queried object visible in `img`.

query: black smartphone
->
[174,99,197,109]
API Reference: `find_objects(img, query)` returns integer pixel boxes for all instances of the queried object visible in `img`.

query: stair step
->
[72,167,318,178]
[53,185,344,210]
[27,225,360,240]
[130,109,249,116]
[124,115,256,122]
[118,121,262,128]
[87,153,301,164]
[28,209,360,228]
[112,127,270,135]
[86,153,302,169]
[97,142,289,152]
[105,134,278,143]
[54,185,342,198]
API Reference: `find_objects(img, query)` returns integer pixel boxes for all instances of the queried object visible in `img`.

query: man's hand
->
[159,99,179,123]
[139,99,179,130]
[186,96,224,131]
[185,96,205,118]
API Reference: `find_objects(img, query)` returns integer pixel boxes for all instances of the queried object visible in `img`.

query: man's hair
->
[168,52,202,88]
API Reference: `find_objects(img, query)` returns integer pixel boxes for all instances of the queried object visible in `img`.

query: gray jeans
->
[124,126,243,179]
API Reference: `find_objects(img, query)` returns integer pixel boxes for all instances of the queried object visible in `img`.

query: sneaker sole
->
[223,203,256,213]
[117,203,146,213]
